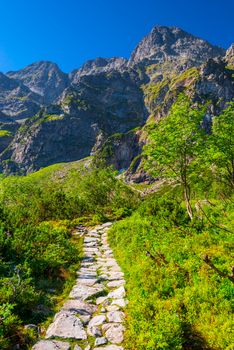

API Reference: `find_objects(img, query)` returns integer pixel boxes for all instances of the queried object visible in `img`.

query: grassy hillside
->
[109,189,234,350]
[0,160,138,349]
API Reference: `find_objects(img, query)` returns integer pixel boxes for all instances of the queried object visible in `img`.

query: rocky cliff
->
[0,26,233,176]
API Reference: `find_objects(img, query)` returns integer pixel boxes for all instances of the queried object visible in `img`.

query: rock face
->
[129,25,225,67]
[0,72,41,120]
[225,44,234,66]
[7,61,69,104]
[70,57,128,83]
[1,68,147,173]
[0,25,233,176]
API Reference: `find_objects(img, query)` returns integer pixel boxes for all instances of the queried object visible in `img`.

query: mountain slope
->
[0,26,232,175]
[7,61,69,104]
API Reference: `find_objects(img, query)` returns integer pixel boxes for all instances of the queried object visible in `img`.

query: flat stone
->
[32,340,71,350]
[69,283,104,300]
[102,323,125,344]
[95,337,108,346]
[62,299,97,315]
[76,277,98,286]
[107,273,124,280]
[102,222,113,227]
[107,280,125,288]
[96,296,108,305]
[84,237,99,243]
[88,315,106,327]
[107,311,125,323]
[46,311,87,340]
[108,287,125,299]
[106,305,120,312]
[87,325,102,337]
[111,299,126,308]
[74,346,82,350]
[93,345,123,350]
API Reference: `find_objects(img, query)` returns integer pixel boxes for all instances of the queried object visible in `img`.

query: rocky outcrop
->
[1,68,147,173]
[0,72,41,120]
[129,26,225,67]
[0,26,233,177]
[32,223,126,350]
[7,61,69,104]
[70,57,128,83]
[225,44,234,66]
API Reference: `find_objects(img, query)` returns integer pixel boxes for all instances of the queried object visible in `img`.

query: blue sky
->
[0,0,233,73]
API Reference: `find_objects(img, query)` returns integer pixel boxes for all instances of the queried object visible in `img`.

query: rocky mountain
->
[226,43,234,66]
[7,61,69,104]
[0,26,233,176]
[70,57,128,83]
[129,26,225,67]
[0,72,41,120]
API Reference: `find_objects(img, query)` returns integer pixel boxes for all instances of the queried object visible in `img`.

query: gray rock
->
[107,311,125,323]
[88,315,106,327]
[102,323,125,344]
[74,346,82,350]
[108,286,125,299]
[107,280,125,288]
[129,26,225,67]
[46,311,87,339]
[94,337,108,346]
[93,347,123,350]
[111,299,126,308]
[62,299,97,315]
[87,325,102,337]
[32,340,70,350]
[69,283,104,300]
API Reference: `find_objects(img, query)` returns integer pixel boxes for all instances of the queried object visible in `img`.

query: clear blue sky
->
[0,0,233,73]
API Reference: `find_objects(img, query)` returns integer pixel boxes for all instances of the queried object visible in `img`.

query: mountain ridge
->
[0,25,233,176]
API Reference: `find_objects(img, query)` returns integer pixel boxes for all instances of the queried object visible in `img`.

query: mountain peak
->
[70,57,128,84]
[7,61,69,104]
[129,25,225,66]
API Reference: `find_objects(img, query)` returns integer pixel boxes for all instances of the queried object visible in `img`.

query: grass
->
[0,130,12,137]
[108,189,234,350]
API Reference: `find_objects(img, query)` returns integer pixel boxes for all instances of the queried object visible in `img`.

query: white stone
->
[32,340,70,350]
[94,337,108,346]
[93,347,123,350]
[107,280,125,288]
[107,311,125,323]
[108,286,125,299]
[69,283,104,300]
[111,299,126,308]
[46,311,87,340]
[102,323,125,344]
[62,299,97,315]
[88,315,106,327]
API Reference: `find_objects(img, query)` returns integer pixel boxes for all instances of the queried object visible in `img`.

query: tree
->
[209,102,234,189]
[145,95,205,219]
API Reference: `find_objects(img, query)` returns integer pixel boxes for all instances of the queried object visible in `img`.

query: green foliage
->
[207,102,234,188]
[0,130,12,138]
[0,164,138,349]
[109,191,234,350]
[145,94,206,219]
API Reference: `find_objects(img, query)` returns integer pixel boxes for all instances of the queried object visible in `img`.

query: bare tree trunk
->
[184,185,193,220]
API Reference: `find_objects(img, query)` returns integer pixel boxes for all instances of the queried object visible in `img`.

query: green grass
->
[0,130,12,137]
[108,190,234,350]
[0,163,139,349]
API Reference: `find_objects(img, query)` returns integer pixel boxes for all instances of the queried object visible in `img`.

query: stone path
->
[33,223,126,350]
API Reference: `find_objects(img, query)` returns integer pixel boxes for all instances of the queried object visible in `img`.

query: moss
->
[142,80,169,103]
[0,130,12,137]
[44,114,64,122]
[170,67,200,87]
[62,95,89,109]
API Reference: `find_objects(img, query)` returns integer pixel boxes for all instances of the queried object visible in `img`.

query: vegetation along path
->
[33,222,126,350]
